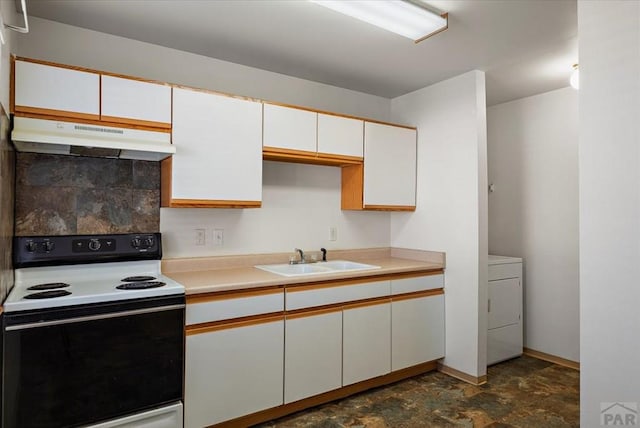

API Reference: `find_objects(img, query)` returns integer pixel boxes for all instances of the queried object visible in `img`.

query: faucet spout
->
[294,248,305,264]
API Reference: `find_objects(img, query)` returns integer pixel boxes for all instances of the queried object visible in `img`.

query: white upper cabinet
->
[317,113,363,158]
[263,104,317,152]
[101,75,171,126]
[363,122,417,208]
[168,88,262,206]
[14,60,100,118]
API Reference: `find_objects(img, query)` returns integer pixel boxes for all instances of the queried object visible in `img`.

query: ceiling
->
[25,0,578,106]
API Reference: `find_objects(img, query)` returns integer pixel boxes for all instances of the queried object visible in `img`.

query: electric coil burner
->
[2,233,185,428]
[117,281,166,290]
[27,282,70,290]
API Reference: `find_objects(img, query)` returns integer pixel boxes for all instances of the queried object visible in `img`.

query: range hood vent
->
[11,117,176,161]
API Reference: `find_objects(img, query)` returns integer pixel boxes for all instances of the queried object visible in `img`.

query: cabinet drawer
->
[488,263,521,281]
[286,280,390,310]
[391,274,443,295]
[186,290,284,325]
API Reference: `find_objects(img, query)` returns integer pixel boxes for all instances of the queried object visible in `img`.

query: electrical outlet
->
[329,226,337,241]
[195,229,206,246]
[213,228,224,247]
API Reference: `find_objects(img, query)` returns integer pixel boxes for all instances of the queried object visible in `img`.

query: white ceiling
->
[25,0,578,106]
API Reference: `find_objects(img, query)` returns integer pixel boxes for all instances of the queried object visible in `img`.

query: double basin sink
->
[255,260,380,277]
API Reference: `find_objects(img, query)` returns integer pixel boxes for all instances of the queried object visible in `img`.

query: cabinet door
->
[263,104,317,153]
[488,278,521,329]
[101,75,171,126]
[284,309,342,403]
[14,60,100,119]
[343,300,391,386]
[391,294,445,371]
[170,88,262,203]
[363,122,416,208]
[317,113,363,158]
[184,318,284,428]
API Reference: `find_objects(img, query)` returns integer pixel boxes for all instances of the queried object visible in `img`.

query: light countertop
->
[162,248,445,295]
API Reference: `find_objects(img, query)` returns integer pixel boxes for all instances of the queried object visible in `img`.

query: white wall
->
[161,161,390,258]
[579,1,640,425]
[390,71,489,378]
[487,87,579,362]
[17,18,393,258]
[17,17,390,121]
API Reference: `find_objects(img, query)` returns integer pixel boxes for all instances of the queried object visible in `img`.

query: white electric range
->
[2,233,185,428]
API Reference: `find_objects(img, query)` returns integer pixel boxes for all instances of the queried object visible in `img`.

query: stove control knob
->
[25,241,37,252]
[131,238,142,249]
[43,241,55,252]
[143,237,154,248]
[88,239,101,251]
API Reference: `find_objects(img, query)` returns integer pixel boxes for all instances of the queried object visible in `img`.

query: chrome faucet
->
[291,248,305,264]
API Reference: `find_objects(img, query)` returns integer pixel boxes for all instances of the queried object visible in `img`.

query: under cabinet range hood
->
[11,117,176,161]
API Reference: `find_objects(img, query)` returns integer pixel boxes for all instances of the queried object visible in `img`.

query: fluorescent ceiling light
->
[310,0,447,43]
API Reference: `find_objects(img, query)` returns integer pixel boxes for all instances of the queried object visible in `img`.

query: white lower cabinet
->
[391,294,445,371]
[342,300,392,386]
[184,318,284,428]
[284,309,343,403]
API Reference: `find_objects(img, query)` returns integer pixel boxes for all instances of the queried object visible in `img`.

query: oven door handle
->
[5,304,185,331]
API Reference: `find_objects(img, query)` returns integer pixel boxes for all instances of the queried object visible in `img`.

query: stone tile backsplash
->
[15,153,160,236]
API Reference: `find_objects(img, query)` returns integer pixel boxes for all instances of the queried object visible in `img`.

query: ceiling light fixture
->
[570,64,579,90]
[310,0,448,43]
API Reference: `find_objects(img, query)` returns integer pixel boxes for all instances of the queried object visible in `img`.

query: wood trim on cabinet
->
[391,288,444,302]
[185,313,284,335]
[160,157,173,207]
[164,199,262,209]
[263,146,362,167]
[341,163,364,210]
[13,111,172,133]
[286,305,344,320]
[342,296,391,311]
[186,287,283,304]
[363,204,416,211]
[286,269,443,292]
[99,115,172,130]
[14,106,100,122]
[210,360,438,428]
[263,100,417,131]
[386,269,445,280]
[171,82,264,103]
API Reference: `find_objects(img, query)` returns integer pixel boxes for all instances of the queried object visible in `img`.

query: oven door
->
[2,296,185,428]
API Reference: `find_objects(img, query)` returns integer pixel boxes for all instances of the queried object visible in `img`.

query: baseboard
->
[523,347,580,370]
[437,363,487,385]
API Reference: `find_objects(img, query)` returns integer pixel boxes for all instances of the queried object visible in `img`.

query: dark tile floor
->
[257,356,579,427]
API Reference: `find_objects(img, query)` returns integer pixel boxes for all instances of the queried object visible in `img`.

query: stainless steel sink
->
[255,260,380,277]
